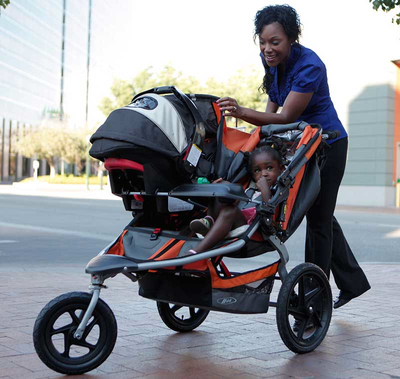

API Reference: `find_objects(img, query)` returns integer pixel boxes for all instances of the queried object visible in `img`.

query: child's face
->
[251,152,283,185]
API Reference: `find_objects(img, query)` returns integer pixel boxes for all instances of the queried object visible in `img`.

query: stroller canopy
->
[90,93,195,160]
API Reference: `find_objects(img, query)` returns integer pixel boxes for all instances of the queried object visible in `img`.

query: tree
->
[370,0,400,24]
[15,121,90,178]
[61,128,91,174]
[98,65,267,130]
[16,126,66,177]
[0,0,10,10]
[98,65,202,116]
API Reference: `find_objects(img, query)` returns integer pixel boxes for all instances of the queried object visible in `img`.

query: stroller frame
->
[33,94,334,375]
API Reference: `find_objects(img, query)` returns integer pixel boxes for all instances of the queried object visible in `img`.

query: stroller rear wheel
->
[33,291,117,375]
[276,263,332,354]
[157,302,209,332]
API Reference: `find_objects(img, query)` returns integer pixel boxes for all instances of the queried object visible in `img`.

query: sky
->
[89,0,400,124]
[106,0,400,80]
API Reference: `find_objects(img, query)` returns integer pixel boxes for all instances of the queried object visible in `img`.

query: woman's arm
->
[217,91,314,126]
[266,98,279,113]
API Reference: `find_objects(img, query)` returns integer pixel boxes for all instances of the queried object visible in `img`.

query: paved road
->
[1,188,400,378]
[1,193,399,269]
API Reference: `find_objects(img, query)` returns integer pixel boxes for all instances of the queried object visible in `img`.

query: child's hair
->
[247,145,283,177]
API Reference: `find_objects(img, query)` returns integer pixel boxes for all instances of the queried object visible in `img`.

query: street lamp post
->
[85,135,90,190]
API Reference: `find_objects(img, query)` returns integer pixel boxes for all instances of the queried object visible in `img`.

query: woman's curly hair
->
[254,4,302,94]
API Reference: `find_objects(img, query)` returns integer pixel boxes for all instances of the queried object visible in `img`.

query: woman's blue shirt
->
[260,43,347,143]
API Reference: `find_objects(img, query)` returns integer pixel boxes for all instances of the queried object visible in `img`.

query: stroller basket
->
[138,262,278,314]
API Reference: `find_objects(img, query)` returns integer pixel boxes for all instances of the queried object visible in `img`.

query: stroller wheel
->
[276,263,332,354]
[33,292,117,375]
[157,302,209,332]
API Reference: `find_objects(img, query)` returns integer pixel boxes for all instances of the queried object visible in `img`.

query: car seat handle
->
[132,86,203,125]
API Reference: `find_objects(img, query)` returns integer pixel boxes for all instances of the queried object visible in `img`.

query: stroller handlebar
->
[321,130,341,140]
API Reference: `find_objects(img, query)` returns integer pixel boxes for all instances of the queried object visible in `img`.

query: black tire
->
[276,263,332,354]
[33,291,117,375]
[157,302,209,332]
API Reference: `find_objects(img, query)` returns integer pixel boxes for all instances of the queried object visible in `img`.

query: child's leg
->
[191,180,234,236]
[193,204,247,253]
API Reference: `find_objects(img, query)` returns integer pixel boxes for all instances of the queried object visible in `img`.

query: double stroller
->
[33,86,334,375]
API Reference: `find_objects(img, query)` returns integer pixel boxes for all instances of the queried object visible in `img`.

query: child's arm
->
[256,177,272,202]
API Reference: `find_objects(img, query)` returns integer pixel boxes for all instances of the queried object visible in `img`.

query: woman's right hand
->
[216,97,242,118]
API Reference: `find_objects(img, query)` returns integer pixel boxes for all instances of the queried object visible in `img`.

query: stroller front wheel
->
[276,263,332,354]
[33,291,117,375]
[157,302,209,332]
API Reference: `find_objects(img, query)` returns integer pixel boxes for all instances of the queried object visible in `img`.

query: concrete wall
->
[339,84,396,206]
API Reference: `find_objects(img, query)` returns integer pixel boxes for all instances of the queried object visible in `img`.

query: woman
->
[216,4,370,309]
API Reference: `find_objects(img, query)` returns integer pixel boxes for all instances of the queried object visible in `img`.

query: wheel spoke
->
[305,285,323,304]
[288,306,306,319]
[74,338,96,352]
[68,309,82,325]
[82,316,99,340]
[51,323,74,336]
[311,312,322,328]
[171,305,182,314]
[298,277,306,307]
[61,334,73,358]
[189,308,196,318]
[296,319,308,339]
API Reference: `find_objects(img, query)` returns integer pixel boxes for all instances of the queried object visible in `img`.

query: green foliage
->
[99,65,205,116]
[15,123,91,177]
[99,65,266,129]
[370,0,400,24]
[0,0,10,10]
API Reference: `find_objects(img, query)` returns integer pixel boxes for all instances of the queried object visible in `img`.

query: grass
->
[20,174,108,185]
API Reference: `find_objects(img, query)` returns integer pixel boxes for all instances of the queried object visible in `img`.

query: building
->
[0,0,131,182]
[336,59,400,207]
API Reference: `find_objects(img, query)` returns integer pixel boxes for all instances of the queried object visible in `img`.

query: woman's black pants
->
[305,137,370,298]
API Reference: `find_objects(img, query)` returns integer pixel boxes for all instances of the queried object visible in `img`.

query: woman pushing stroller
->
[216,4,370,308]
[186,145,284,255]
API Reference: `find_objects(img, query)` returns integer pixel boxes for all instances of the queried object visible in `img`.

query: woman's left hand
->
[216,97,242,118]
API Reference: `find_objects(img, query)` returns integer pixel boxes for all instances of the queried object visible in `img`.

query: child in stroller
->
[188,145,285,255]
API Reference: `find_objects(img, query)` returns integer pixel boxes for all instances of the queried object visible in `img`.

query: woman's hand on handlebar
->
[216,97,242,118]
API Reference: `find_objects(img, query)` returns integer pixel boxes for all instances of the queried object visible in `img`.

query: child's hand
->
[212,178,224,184]
[256,177,269,192]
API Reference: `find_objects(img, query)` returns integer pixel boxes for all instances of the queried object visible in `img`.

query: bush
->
[20,175,108,185]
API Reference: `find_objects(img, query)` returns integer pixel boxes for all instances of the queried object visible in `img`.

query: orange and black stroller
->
[33,86,336,375]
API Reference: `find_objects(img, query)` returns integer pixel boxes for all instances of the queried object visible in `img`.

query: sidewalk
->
[0,182,118,200]
[1,264,400,378]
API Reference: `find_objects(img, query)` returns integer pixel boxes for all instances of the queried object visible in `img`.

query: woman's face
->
[251,152,282,185]
[259,22,293,68]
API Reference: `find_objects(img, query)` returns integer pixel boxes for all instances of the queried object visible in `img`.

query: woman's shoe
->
[333,296,351,309]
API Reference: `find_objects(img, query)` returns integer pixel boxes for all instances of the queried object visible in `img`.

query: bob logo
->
[129,97,158,110]
[216,297,237,305]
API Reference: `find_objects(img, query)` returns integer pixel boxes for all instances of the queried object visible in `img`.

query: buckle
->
[150,228,161,240]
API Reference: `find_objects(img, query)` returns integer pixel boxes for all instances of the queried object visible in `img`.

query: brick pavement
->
[1,263,400,379]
